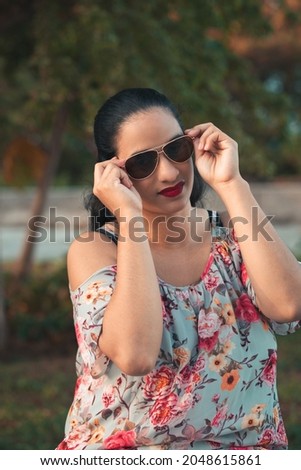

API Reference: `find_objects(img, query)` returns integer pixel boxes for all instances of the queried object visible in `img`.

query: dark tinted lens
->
[164,137,194,163]
[125,151,158,179]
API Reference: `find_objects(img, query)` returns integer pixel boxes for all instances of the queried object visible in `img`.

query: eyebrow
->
[129,132,184,157]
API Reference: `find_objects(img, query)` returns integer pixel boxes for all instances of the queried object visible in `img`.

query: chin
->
[145,195,191,217]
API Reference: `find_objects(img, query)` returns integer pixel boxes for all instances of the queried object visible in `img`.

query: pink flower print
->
[199,330,219,353]
[74,321,84,348]
[102,386,115,408]
[212,394,220,404]
[211,403,228,427]
[198,310,222,339]
[178,364,193,385]
[235,293,260,323]
[58,424,92,450]
[143,366,175,400]
[261,351,277,386]
[161,301,173,329]
[104,429,137,450]
[56,440,69,450]
[240,262,249,286]
[258,428,275,446]
[204,274,219,292]
[193,354,206,373]
[276,419,288,445]
[73,375,83,397]
[202,253,214,277]
[149,393,178,426]
[176,393,193,414]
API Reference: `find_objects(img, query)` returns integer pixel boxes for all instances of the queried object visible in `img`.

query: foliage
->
[1,0,301,184]
[3,137,47,187]
[3,260,75,353]
[277,330,301,450]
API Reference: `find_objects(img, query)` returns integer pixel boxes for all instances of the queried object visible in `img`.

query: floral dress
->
[57,214,300,450]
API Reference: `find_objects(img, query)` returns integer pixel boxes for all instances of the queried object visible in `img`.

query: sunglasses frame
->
[124,134,195,180]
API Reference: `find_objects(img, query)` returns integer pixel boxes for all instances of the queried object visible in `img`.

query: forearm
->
[99,216,163,375]
[216,177,301,322]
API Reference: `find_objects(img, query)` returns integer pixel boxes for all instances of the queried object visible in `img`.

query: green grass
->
[0,329,300,450]
[0,355,76,450]
[277,329,301,449]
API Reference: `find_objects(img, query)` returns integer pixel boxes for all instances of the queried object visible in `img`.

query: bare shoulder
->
[67,230,117,291]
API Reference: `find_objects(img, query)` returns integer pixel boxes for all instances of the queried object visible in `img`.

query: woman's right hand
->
[93,158,143,220]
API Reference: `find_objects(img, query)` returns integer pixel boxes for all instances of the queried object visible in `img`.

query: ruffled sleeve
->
[70,266,117,377]
[219,226,301,336]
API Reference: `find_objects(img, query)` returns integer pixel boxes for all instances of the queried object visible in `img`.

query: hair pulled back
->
[84,88,205,230]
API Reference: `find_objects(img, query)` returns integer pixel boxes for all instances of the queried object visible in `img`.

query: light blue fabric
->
[57,221,300,450]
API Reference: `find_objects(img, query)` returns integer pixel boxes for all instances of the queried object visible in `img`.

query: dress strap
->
[97,228,118,245]
[207,209,223,227]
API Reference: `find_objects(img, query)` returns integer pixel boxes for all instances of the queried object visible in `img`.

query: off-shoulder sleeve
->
[223,227,301,336]
[70,266,117,377]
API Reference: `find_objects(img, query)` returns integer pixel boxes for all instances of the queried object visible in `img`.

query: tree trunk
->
[14,102,70,282]
[0,265,6,351]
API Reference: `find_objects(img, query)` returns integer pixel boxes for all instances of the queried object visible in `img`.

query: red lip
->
[159,181,184,197]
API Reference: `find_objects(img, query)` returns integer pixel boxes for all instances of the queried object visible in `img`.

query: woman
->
[57,88,301,450]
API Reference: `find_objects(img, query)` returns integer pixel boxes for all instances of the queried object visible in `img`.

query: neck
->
[142,206,206,248]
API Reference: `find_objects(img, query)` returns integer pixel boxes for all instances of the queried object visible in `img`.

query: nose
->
[156,150,180,181]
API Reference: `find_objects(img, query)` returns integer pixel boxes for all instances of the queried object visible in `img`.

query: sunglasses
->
[124,135,194,180]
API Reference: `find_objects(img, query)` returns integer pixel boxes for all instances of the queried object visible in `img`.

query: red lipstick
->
[159,182,184,197]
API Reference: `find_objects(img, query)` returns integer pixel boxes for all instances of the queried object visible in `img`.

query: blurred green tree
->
[229,0,301,176]
[0,0,300,280]
[2,0,300,182]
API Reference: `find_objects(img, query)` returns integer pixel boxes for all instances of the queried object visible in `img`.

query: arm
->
[186,123,301,323]
[99,214,163,376]
[69,159,163,376]
[217,178,301,322]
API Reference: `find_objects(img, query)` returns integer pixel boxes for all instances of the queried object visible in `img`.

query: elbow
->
[286,300,301,322]
[266,300,301,323]
[117,352,158,376]
[100,330,161,376]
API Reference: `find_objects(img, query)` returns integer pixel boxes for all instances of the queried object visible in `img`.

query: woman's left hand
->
[185,123,241,190]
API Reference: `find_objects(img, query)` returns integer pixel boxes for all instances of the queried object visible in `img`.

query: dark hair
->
[85,88,206,230]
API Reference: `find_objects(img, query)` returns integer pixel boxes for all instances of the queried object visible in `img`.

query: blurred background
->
[0,0,301,449]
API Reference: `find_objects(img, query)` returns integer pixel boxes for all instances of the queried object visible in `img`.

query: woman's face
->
[116,107,194,217]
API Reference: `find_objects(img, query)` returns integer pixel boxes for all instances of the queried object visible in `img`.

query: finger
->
[94,158,127,180]
[201,130,220,152]
[95,157,126,170]
[118,169,133,189]
[102,163,133,189]
[185,122,213,138]
[199,128,229,153]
